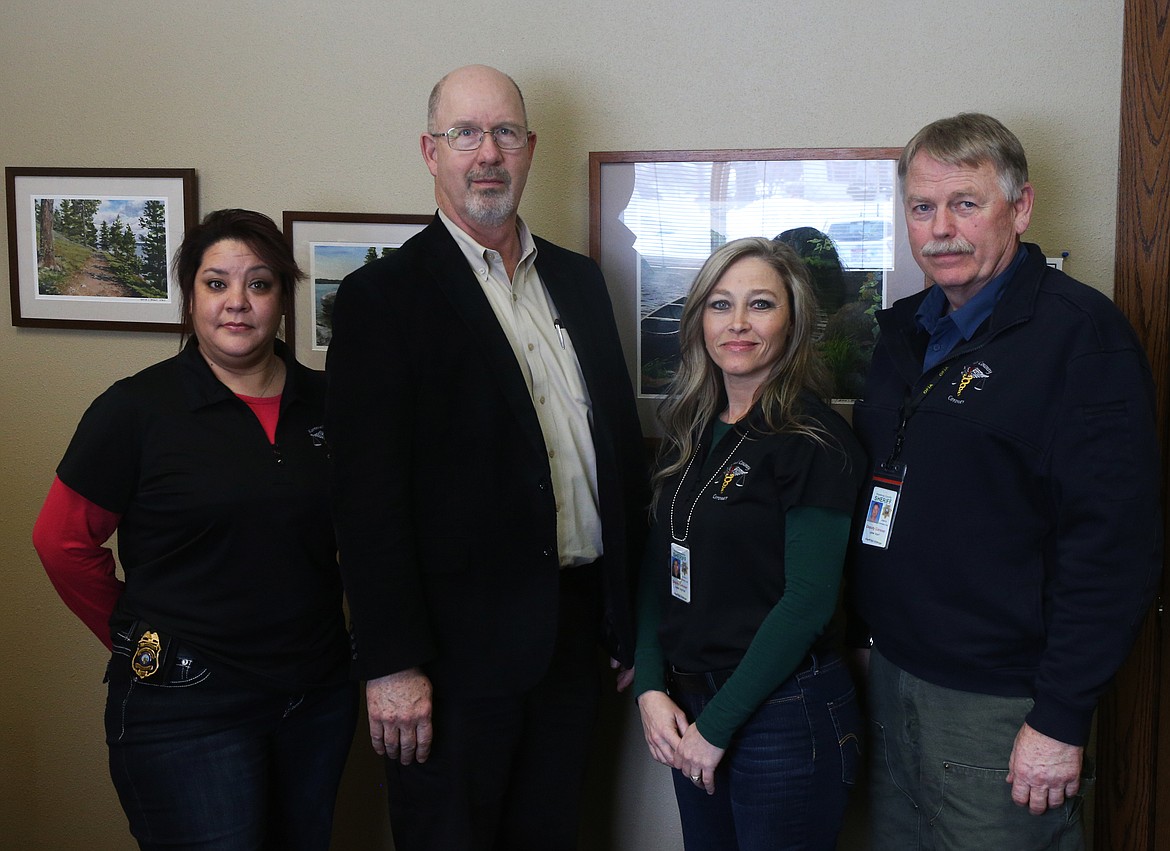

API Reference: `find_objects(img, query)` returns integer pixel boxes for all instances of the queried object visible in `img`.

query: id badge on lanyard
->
[861,462,905,549]
[860,363,949,549]
[670,542,691,602]
[667,431,748,603]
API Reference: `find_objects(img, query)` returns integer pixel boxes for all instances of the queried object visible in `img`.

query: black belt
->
[667,667,735,696]
[667,650,839,698]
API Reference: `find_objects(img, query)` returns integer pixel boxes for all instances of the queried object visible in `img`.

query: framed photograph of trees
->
[6,167,198,331]
[282,211,430,369]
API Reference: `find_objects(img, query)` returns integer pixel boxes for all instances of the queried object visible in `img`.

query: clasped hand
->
[637,690,725,794]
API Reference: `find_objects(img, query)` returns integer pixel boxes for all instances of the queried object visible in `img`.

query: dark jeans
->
[104,630,357,851]
[668,653,860,851]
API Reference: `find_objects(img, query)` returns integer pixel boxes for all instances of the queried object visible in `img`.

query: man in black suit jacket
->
[325,64,647,850]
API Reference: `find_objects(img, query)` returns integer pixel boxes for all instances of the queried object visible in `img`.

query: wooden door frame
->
[1098,1,1168,848]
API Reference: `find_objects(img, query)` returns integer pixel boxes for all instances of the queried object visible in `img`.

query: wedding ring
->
[690,774,701,782]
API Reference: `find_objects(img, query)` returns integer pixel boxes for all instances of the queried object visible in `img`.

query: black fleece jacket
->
[849,242,1161,746]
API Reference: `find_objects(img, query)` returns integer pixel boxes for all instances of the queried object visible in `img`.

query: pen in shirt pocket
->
[553,317,566,349]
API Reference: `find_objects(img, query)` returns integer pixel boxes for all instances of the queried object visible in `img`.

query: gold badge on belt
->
[132,630,162,679]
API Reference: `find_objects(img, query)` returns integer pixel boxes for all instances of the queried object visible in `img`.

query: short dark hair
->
[173,208,303,337]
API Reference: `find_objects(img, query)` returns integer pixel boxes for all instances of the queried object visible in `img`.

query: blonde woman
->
[634,237,865,850]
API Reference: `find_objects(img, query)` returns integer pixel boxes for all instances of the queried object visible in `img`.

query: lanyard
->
[885,362,958,467]
[669,430,748,543]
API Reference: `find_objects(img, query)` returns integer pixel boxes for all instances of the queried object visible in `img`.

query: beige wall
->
[0,1,1124,848]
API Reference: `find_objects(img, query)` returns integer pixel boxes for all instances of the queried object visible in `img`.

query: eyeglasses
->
[430,124,531,151]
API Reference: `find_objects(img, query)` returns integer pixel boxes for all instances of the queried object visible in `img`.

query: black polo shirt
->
[58,339,348,691]
[655,396,865,673]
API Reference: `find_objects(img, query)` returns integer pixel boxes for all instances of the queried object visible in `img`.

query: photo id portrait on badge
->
[861,462,905,549]
[670,542,691,602]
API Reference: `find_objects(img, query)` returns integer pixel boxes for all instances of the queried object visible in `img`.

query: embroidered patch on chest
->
[948,361,993,405]
[712,461,751,500]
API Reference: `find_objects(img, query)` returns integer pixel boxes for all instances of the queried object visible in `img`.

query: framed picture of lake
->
[282,211,431,370]
[590,148,925,435]
[6,167,198,331]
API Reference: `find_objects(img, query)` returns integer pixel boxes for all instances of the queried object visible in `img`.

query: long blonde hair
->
[651,237,832,506]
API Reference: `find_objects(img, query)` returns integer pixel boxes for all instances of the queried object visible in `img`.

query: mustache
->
[921,237,976,256]
[467,167,512,189]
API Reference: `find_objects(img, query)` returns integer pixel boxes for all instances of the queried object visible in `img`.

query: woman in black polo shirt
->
[634,237,865,850]
[33,209,355,850]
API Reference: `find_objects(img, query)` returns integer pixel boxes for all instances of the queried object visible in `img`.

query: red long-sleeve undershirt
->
[34,394,279,650]
[32,477,124,650]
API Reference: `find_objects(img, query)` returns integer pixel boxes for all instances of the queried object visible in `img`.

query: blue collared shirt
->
[915,246,1026,372]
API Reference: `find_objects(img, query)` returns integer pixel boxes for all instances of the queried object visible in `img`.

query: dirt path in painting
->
[57,254,135,297]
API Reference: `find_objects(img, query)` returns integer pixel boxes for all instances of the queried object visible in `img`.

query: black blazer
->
[325,216,647,691]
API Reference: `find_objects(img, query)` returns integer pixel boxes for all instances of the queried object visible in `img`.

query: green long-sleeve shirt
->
[634,506,852,748]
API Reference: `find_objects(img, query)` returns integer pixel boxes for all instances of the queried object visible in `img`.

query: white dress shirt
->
[439,210,603,567]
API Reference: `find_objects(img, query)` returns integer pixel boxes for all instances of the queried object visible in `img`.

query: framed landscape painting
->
[6,167,198,331]
[283,211,430,369]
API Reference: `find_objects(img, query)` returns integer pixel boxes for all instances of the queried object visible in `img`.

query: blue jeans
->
[866,649,1087,851]
[104,628,357,851]
[668,653,861,851]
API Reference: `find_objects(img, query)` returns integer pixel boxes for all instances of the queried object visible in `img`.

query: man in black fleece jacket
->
[849,113,1161,850]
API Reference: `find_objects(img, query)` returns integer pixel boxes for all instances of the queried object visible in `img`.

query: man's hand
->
[610,657,635,692]
[1006,722,1083,814]
[366,668,434,765]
